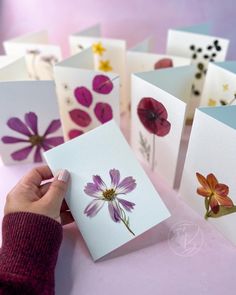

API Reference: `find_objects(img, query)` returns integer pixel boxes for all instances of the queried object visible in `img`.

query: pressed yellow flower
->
[92,42,106,56]
[208,98,217,106]
[98,60,113,72]
[222,84,229,91]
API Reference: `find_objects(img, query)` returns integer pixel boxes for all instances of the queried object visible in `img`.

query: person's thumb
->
[43,169,70,211]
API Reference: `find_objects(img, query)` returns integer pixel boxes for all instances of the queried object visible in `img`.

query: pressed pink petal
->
[84,199,104,217]
[7,117,32,137]
[43,136,64,147]
[116,176,137,194]
[11,145,33,161]
[74,86,93,107]
[68,129,84,139]
[33,146,43,162]
[108,201,121,222]
[154,118,171,136]
[69,109,92,127]
[93,175,107,191]
[1,136,29,144]
[94,102,113,124]
[24,112,38,134]
[154,58,173,70]
[92,75,113,94]
[84,182,103,198]
[109,169,120,188]
[117,198,135,212]
[44,119,61,136]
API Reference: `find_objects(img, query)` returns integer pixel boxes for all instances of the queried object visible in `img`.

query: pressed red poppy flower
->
[137,97,171,136]
[154,58,173,70]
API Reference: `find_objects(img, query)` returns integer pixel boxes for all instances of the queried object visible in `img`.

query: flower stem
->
[120,217,135,236]
[116,200,135,236]
[152,134,155,171]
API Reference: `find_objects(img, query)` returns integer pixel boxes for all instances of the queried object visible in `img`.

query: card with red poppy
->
[131,65,195,188]
[166,24,229,119]
[44,120,170,261]
[0,56,29,81]
[0,80,64,165]
[54,48,120,141]
[69,24,127,113]
[3,30,62,80]
[180,106,236,245]
[200,61,236,107]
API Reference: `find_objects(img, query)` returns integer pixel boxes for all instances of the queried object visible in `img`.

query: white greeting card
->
[166,24,229,118]
[44,120,170,261]
[0,81,63,165]
[180,106,236,245]
[131,66,195,187]
[0,56,29,81]
[69,24,127,112]
[54,48,120,141]
[200,61,236,107]
[3,31,62,80]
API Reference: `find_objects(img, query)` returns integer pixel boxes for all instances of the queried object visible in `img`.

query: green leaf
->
[206,205,236,219]
[205,197,210,211]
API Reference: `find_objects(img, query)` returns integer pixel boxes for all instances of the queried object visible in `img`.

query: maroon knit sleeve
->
[0,212,63,295]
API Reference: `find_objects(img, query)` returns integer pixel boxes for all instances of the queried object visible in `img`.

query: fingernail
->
[57,169,70,182]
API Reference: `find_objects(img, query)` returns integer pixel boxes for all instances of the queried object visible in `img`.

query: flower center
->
[29,135,44,146]
[147,110,157,121]
[103,188,116,201]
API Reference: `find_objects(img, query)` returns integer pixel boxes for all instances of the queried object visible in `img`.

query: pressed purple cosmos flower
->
[84,169,136,235]
[1,112,63,162]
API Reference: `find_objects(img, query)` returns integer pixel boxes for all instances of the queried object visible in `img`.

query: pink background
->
[0,0,235,58]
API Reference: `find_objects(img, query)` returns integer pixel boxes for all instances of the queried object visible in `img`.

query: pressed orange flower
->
[98,60,113,72]
[92,42,106,56]
[196,172,234,213]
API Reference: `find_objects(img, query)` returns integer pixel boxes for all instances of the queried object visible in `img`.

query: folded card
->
[44,120,170,261]
[69,24,127,113]
[200,61,236,107]
[4,31,62,80]
[180,106,236,245]
[54,48,120,140]
[0,81,63,165]
[0,56,29,81]
[131,66,195,188]
[166,24,229,118]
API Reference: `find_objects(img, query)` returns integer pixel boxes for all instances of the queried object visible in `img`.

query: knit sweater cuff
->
[0,212,62,281]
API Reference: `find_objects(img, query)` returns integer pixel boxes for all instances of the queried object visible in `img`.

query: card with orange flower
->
[180,106,236,245]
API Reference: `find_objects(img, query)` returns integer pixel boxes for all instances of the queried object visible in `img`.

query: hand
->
[4,166,74,225]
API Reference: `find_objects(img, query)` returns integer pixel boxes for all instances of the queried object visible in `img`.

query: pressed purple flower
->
[1,112,63,163]
[92,75,113,94]
[74,86,93,107]
[69,109,92,127]
[94,102,113,124]
[84,169,137,235]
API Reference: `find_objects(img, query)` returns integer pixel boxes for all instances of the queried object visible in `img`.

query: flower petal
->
[69,109,92,127]
[214,193,234,208]
[1,136,29,144]
[109,169,120,188]
[74,86,93,107]
[93,175,107,191]
[206,173,218,191]
[84,199,104,217]
[116,176,137,194]
[84,182,103,198]
[215,183,229,197]
[11,145,33,161]
[33,146,43,162]
[153,118,171,136]
[108,201,121,222]
[94,102,113,124]
[43,136,64,147]
[44,119,61,136]
[24,112,38,134]
[197,187,210,197]
[154,58,173,70]
[68,129,84,139]
[196,173,210,190]
[117,198,135,212]
[92,75,113,94]
[7,117,32,137]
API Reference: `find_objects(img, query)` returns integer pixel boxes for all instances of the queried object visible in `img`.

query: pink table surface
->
[0,117,235,295]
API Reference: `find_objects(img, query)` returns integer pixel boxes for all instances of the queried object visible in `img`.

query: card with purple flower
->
[131,66,195,188]
[54,48,120,141]
[4,31,62,80]
[0,56,29,81]
[0,81,64,165]
[69,24,127,113]
[44,120,170,261]
[166,24,229,119]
